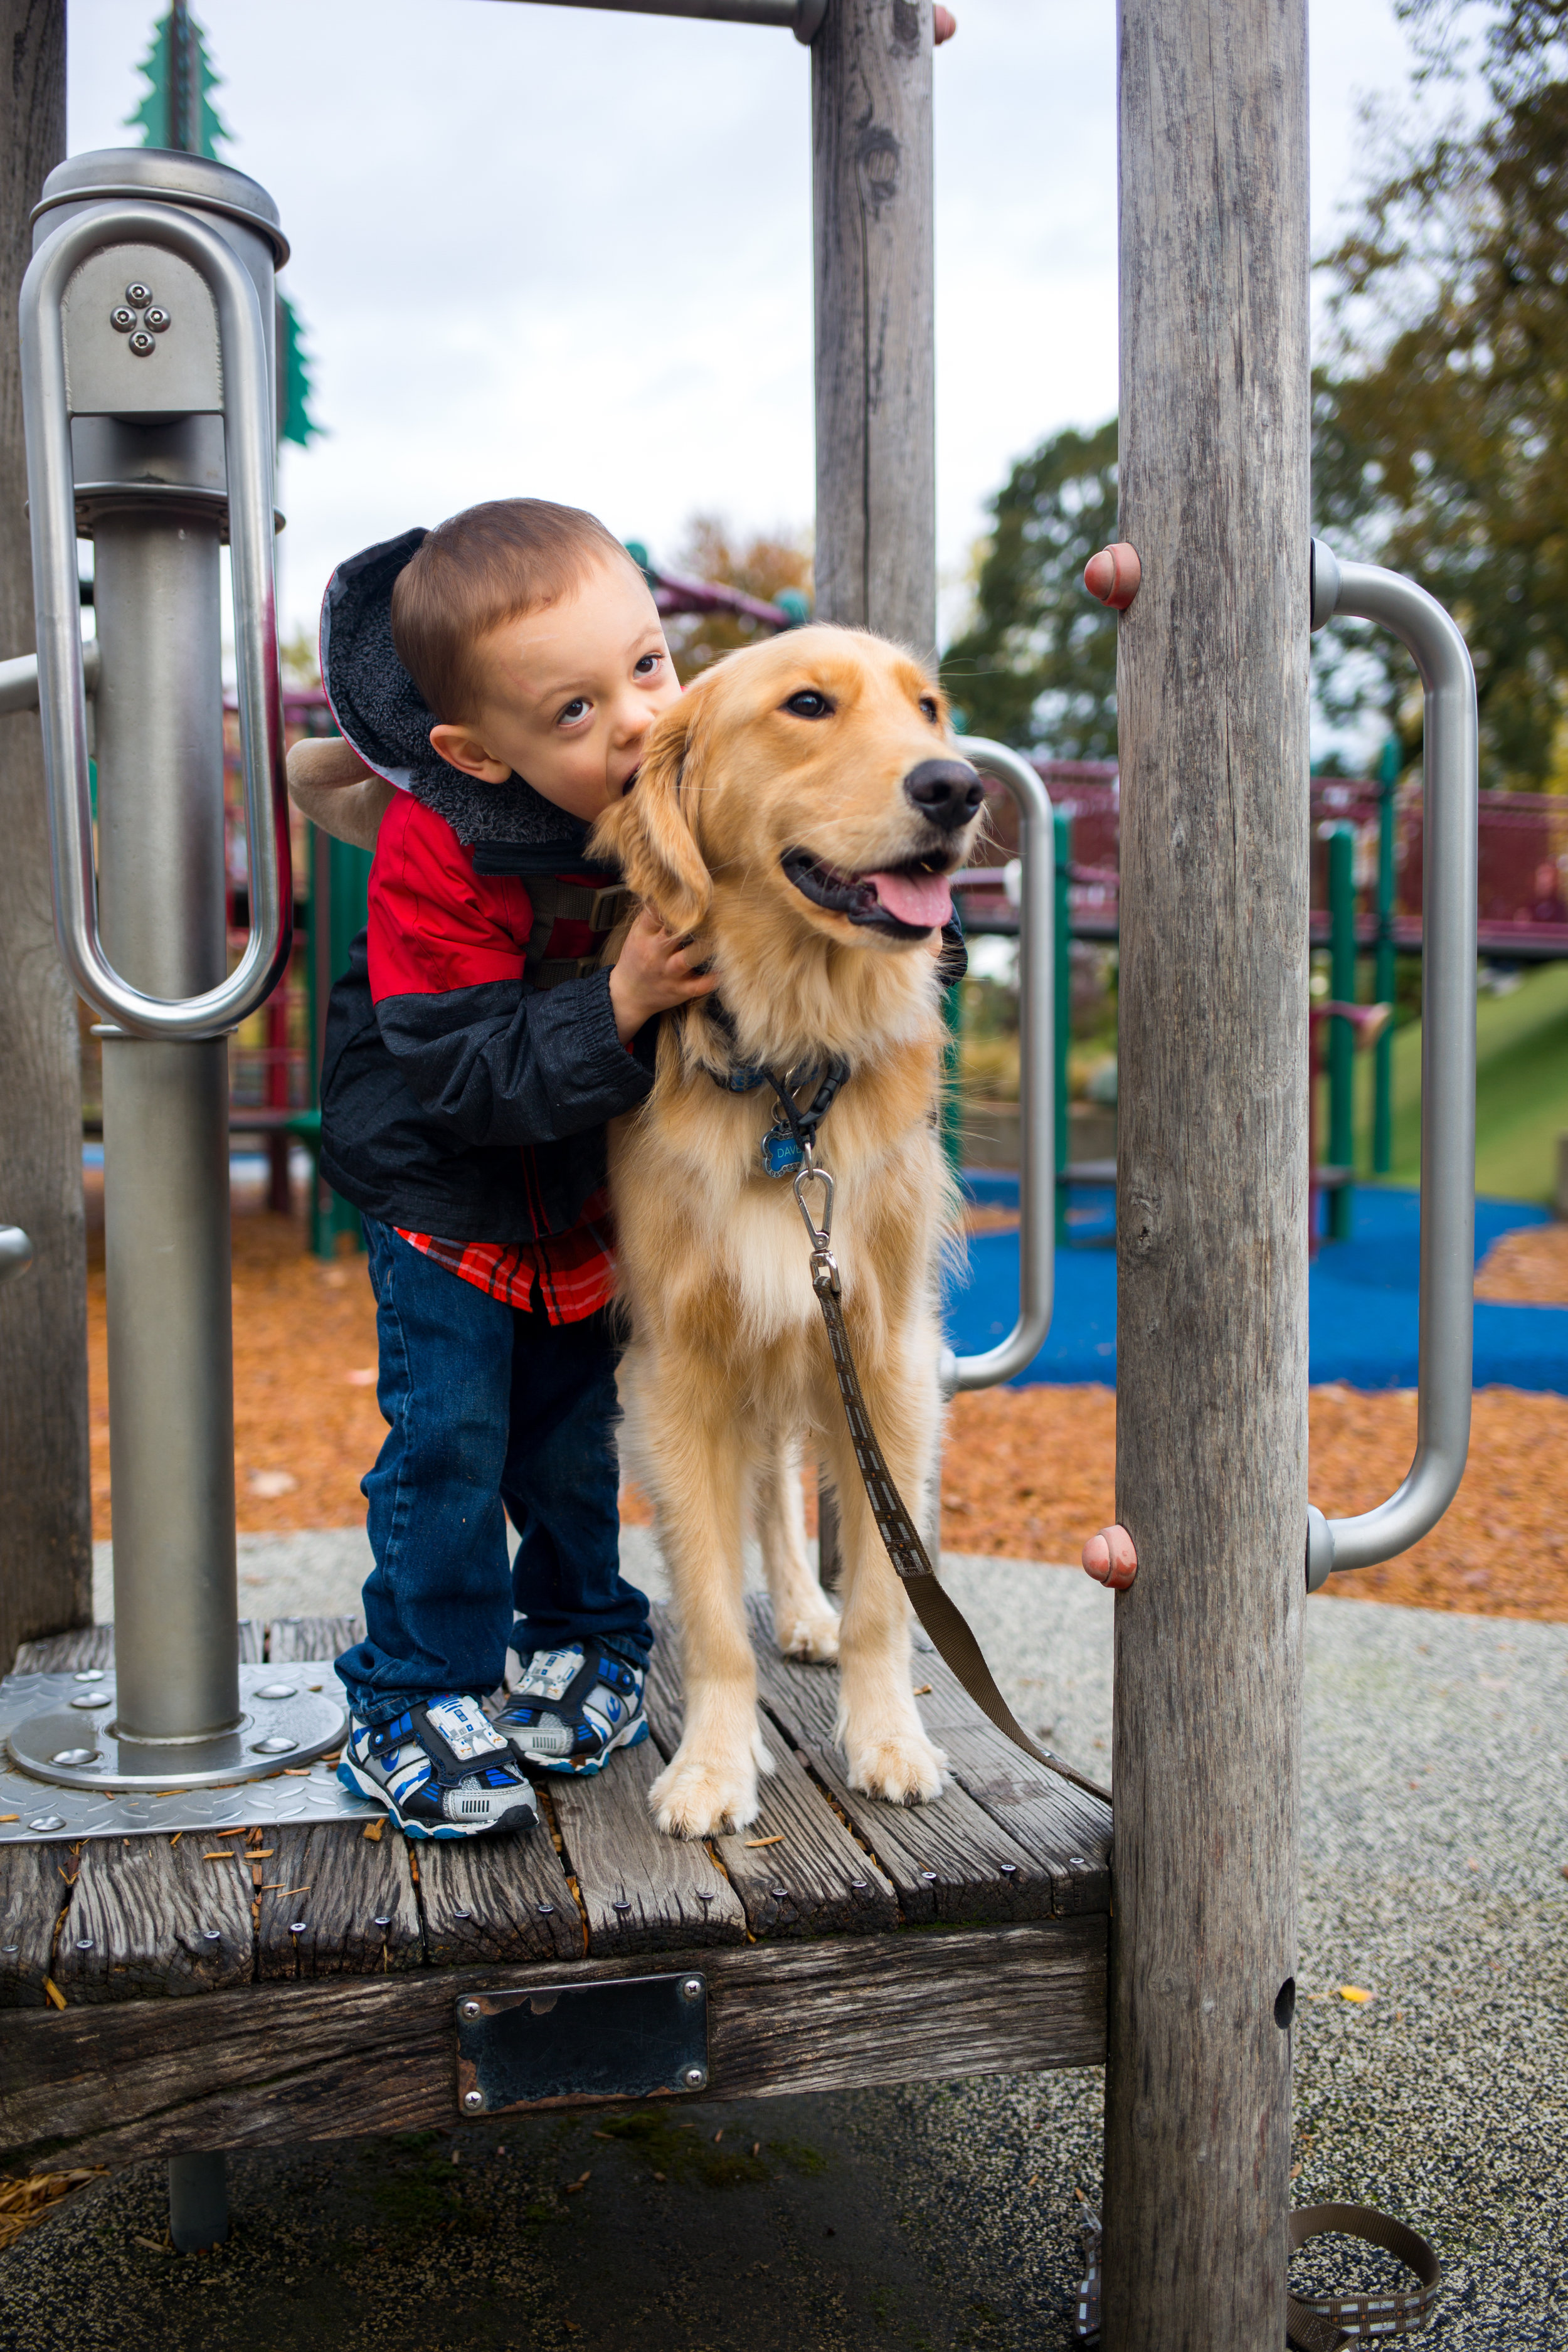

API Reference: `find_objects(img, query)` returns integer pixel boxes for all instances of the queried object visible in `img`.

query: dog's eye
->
[919,696,940,723]
[783,690,833,720]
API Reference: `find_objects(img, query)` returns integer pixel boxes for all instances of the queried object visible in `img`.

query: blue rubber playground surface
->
[945,1175,1568,1394]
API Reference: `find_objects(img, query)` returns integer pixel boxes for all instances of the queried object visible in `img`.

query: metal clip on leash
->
[793,1140,838,1298]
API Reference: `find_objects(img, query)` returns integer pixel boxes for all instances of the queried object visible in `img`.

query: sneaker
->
[496,1640,649,1774]
[339,1695,539,1839]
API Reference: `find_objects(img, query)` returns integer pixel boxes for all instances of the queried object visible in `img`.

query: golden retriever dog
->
[589,625,985,1839]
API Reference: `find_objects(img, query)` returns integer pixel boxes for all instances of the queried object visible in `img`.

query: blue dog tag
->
[760,1128,804,1179]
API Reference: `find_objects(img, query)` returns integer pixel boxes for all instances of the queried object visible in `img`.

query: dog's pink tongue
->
[868,867,953,928]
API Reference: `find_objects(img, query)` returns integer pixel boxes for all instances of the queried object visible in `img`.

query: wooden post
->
[0,0,90,1671]
[1104,0,1310,2343]
[810,0,935,657]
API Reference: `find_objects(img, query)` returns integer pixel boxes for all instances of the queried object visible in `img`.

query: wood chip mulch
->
[83,1207,1568,1622]
[1475,1219,1568,1304]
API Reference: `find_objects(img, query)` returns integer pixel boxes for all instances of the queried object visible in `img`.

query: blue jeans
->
[336,1220,651,1724]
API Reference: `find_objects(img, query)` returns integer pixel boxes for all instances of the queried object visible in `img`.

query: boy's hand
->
[608,908,719,1044]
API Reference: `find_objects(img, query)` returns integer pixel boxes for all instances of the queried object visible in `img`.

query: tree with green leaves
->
[939,420,1118,757]
[129,4,321,452]
[1313,0,1568,787]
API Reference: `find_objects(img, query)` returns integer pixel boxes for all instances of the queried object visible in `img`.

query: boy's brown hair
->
[390,498,635,722]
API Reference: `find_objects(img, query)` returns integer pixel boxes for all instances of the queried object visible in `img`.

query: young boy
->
[291,499,715,1838]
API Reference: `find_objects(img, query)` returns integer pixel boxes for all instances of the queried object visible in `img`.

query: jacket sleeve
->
[366,796,655,1148]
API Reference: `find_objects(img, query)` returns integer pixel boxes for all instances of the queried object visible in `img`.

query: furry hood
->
[318,527,593,853]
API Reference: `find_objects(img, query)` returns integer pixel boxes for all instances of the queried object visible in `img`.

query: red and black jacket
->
[314,528,655,1244]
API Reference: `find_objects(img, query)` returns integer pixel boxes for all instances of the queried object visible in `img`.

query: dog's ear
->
[590,694,712,933]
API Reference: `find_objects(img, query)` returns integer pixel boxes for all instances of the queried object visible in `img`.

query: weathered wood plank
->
[255,1820,422,1981]
[645,1604,897,1936]
[265,1614,362,1665]
[937,1728,1111,1917]
[0,1841,65,2009]
[416,1812,583,1969]
[14,1620,263,1670]
[754,1626,1052,1925]
[54,1830,252,2002]
[0,1917,1107,2169]
[549,1737,746,1954]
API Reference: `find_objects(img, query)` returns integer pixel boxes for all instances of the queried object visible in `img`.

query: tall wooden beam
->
[0,0,91,1668]
[1104,0,1310,2342]
[810,0,935,655]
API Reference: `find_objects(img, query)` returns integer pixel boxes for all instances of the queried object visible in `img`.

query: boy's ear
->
[590,695,712,933]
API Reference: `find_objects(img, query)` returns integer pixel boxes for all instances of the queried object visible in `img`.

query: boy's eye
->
[558,697,590,726]
[634,653,663,677]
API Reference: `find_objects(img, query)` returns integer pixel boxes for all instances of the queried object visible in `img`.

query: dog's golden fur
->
[590,625,982,1839]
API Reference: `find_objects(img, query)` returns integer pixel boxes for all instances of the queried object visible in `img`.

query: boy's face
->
[427,555,682,823]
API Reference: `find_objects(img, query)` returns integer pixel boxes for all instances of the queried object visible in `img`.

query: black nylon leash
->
[790,1148,1111,1810]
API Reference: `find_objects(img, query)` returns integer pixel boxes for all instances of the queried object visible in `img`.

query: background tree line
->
[943,0,1568,790]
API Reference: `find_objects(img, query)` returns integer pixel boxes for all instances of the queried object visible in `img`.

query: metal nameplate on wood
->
[455,1971,709,2115]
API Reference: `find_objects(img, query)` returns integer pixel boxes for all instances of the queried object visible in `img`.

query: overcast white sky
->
[66,0,1421,649]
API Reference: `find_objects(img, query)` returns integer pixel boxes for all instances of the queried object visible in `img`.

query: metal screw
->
[203,1930,221,1944]
[535,1902,556,1917]
[462,2089,483,2112]
[255,1683,297,1702]
[289,1920,307,1936]
[75,1937,93,1951]
[695,1890,713,1905]
[143,305,171,332]
[919,1870,938,1883]
[109,307,135,332]
[849,1878,867,1892]
[769,1885,788,1900]
[125,280,154,305]
[1069,1857,1088,1870]
[461,2000,481,2020]
[1,1943,18,1956]
[452,1907,472,1921]
[51,1747,97,1766]
[999,1862,1018,1877]
[612,1899,632,1915]
[128,331,155,358]
[682,2066,706,2090]
[372,1915,391,1929]
[253,1734,298,1755]
[73,1669,106,1683]
[28,1816,66,1834]
[680,1977,702,2002]
[69,1692,111,1710]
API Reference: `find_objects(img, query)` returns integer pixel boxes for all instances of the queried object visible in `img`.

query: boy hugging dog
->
[290,499,716,1840]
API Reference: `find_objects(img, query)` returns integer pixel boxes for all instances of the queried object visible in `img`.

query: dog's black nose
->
[903,758,983,832]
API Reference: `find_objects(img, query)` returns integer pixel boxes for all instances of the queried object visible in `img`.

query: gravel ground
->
[20,1545,1566,2351]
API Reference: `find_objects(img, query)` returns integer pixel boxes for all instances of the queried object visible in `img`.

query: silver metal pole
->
[942,737,1054,1395]
[1306,545,1477,1583]
[96,510,240,1742]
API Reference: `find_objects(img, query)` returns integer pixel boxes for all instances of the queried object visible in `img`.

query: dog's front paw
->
[775,1603,840,1665]
[650,1749,761,1840]
[845,1726,948,1808]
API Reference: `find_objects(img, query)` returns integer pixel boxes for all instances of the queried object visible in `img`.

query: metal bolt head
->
[127,331,155,358]
[143,306,171,332]
[682,2066,707,2091]
[125,280,154,305]
[51,1747,97,1766]
[680,1976,702,2002]
[462,2089,483,2112]
[203,1930,221,1944]
[27,1816,66,1834]
[255,1683,297,1702]
[72,1670,106,1684]
[109,307,135,332]
[461,2000,482,2020]
[1068,1857,1088,1870]
[69,1692,111,1710]
[253,1734,298,1755]
[289,1920,307,1936]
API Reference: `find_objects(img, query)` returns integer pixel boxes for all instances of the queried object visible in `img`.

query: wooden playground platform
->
[0,1600,1110,2174]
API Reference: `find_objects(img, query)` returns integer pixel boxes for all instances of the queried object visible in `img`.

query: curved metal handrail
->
[941,736,1055,1394]
[19,202,290,1040]
[1306,543,1477,1582]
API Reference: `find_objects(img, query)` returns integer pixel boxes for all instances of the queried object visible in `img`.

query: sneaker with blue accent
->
[339,1695,539,1838]
[496,1640,649,1774]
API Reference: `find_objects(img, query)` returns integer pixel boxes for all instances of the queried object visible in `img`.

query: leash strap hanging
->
[792,1152,1111,1809]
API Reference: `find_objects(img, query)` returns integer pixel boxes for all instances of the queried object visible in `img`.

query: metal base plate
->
[456,1973,710,2116]
[0,1663,369,1841]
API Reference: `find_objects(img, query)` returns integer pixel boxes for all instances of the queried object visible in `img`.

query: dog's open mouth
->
[781,848,955,936]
